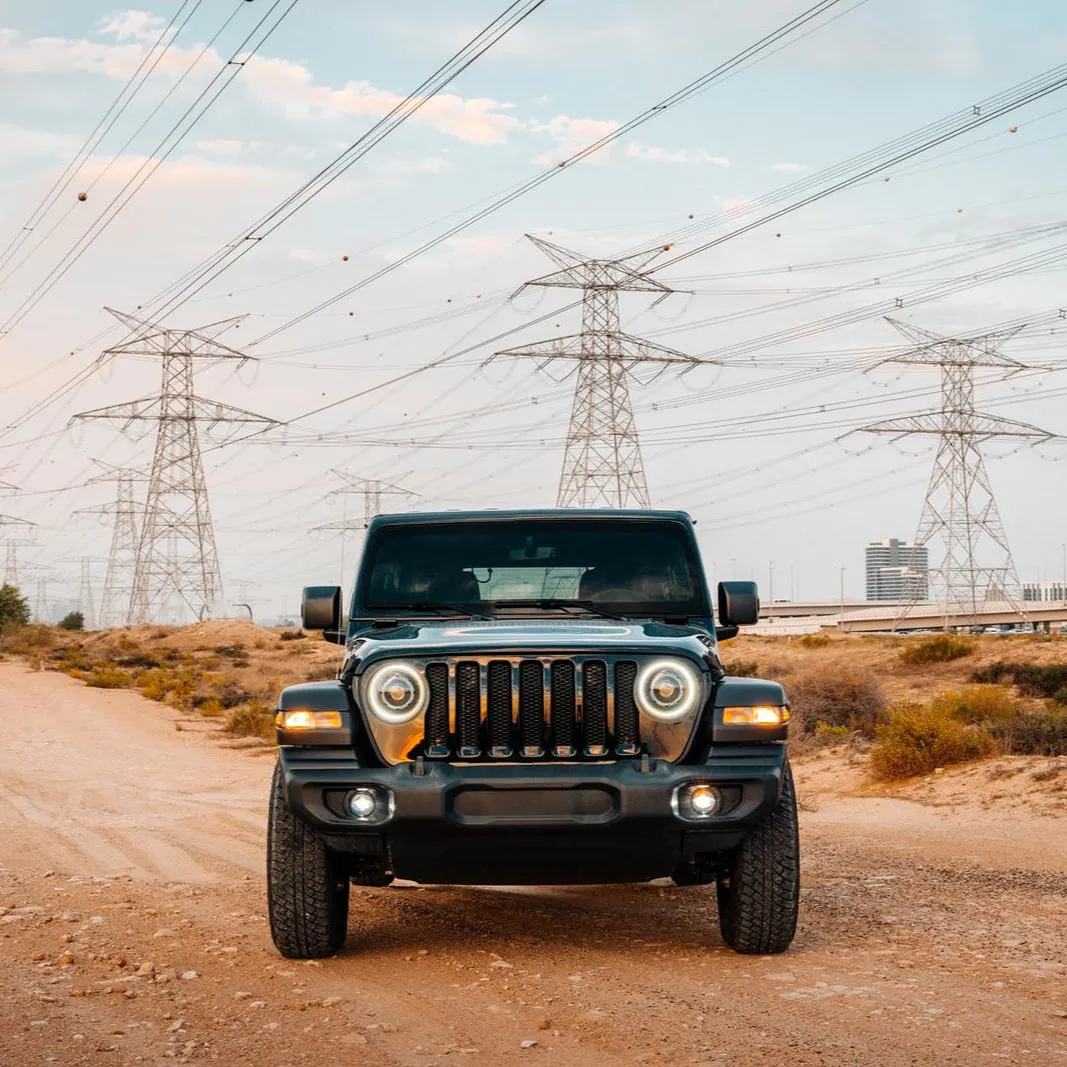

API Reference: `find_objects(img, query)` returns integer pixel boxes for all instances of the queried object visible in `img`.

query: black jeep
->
[268,510,798,957]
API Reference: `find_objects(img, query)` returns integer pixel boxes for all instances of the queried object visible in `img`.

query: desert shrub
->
[214,644,246,656]
[225,700,274,740]
[812,723,849,745]
[930,685,1022,725]
[989,708,1067,757]
[0,583,30,630]
[58,612,84,631]
[214,682,256,709]
[115,652,161,669]
[870,704,995,780]
[787,668,888,738]
[279,630,306,641]
[137,667,200,706]
[799,633,832,649]
[900,634,973,665]
[971,661,1067,700]
[0,622,56,652]
[196,698,225,718]
[86,667,132,689]
[304,662,340,681]
[722,658,760,678]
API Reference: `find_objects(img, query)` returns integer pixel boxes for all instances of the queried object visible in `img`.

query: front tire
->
[267,762,350,958]
[716,762,800,954]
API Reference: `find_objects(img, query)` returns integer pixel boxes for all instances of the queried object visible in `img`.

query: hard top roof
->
[367,508,694,528]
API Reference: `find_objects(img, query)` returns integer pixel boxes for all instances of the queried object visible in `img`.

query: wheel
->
[716,761,800,954]
[267,762,350,958]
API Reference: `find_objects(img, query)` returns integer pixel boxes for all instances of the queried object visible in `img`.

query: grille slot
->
[614,661,639,755]
[550,660,577,757]
[519,660,546,757]
[581,660,608,756]
[487,660,513,757]
[424,662,450,757]
[456,661,481,758]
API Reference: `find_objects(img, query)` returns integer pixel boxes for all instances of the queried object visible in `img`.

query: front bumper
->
[280,745,787,884]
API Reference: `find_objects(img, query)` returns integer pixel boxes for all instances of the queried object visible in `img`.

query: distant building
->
[1023,580,1067,602]
[865,538,929,601]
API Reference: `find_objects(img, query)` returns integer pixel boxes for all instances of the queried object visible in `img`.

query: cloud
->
[0,28,520,146]
[0,124,79,163]
[625,143,730,166]
[531,115,620,164]
[196,139,253,157]
[770,162,809,172]
[96,10,169,43]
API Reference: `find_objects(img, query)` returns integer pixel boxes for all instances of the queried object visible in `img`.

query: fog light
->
[347,790,378,819]
[673,782,723,820]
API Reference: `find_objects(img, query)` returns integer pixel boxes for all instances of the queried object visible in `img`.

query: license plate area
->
[448,785,618,826]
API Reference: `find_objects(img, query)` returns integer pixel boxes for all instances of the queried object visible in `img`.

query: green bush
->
[971,661,1067,700]
[870,704,995,780]
[930,685,1021,725]
[787,668,888,738]
[989,709,1067,756]
[0,584,30,630]
[900,634,973,665]
[58,612,84,631]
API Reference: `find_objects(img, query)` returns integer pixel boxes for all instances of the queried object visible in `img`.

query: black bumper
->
[279,745,786,885]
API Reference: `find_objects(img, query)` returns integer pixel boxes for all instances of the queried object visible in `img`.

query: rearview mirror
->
[718,581,760,627]
[302,585,342,633]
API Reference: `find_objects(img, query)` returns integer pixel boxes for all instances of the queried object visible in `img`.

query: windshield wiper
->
[383,601,490,620]
[497,598,626,621]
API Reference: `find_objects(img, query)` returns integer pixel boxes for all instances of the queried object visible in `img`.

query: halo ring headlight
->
[363,661,428,725]
[634,658,702,722]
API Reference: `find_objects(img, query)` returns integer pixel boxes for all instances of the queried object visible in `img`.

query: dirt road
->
[1,663,1065,1067]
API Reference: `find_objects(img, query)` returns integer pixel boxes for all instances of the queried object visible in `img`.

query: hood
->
[349,618,714,669]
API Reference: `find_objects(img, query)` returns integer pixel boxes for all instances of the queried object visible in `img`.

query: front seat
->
[428,570,481,604]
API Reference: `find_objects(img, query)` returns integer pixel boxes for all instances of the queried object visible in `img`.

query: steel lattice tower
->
[77,557,98,630]
[73,310,279,624]
[2,511,36,588]
[860,318,1059,623]
[74,461,146,628]
[495,237,707,508]
[314,471,416,533]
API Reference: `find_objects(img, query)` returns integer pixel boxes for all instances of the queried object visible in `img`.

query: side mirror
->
[718,580,760,627]
[302,585,342,633]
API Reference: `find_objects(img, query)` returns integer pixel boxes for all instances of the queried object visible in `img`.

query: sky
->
[1,0,1067,623]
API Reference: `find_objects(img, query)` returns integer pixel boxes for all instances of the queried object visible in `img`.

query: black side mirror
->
[718,581,760,627]
[302,585,342,633]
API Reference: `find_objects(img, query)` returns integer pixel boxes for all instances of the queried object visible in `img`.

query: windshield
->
[357,518,707,618]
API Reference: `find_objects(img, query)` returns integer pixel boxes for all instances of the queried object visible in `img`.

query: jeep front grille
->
[423,657,641,761]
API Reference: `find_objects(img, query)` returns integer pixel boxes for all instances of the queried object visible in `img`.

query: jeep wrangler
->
[268,509,798,957]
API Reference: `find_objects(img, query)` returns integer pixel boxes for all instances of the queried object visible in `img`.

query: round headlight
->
[363,661,428,725]
[635,658,702,722]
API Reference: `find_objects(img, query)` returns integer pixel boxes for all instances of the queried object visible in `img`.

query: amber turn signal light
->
[275,710,344,730]
[721,705,790,726]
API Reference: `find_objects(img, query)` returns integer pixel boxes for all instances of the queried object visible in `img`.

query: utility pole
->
[494,236,714,508]
[859,318,1061,628]
[72,310,279,624]
[74,461,147,629]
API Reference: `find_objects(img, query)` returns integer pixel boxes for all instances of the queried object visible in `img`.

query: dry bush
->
[870,704,995,780]
[787,667,888,738]
[196,698,224,718]
[279,630,306,641]
[0,624,57,653]
[930,685,1022,725]
[799,633,832,649]
[225,700,274,740]
[989,709,1067,757]
[722,658,760,677]
[304,662,340,682]
[900,634,973,665]
[85,666,133,689]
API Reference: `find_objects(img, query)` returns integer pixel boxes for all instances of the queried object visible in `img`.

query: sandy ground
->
[1,663,1065,1067]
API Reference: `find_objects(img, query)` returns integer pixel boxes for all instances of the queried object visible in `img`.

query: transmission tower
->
[77,557,98,630]
[1,513,36,588]
[73,309,279,624]
[860,318,1060,624]
[74,462,147,629]
[34,576,49,623]
[314,471,417,533]
[494,236,710,508]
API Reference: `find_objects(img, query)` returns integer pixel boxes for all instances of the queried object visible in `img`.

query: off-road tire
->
[267,762,350,958]
[716,761,799,954]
